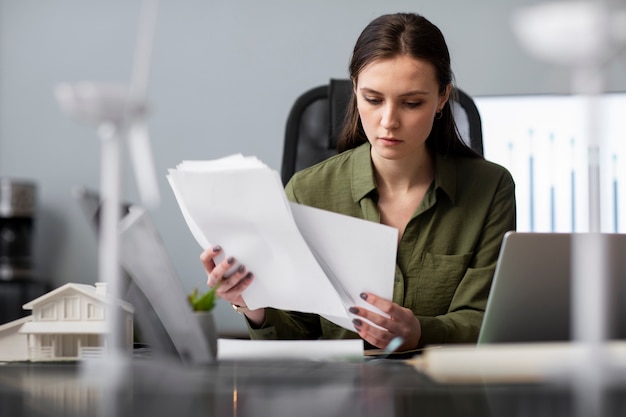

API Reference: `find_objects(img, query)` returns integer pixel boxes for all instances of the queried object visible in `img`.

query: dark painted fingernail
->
[245,272,253,279]
[212,245,221,252]
[352,319,362,327]
[227,256,235,265]
[348,307,359,314]
[360,293,368,300]
[237,265,245,273]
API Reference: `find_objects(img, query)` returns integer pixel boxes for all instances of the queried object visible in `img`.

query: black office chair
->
[281,78,483,185]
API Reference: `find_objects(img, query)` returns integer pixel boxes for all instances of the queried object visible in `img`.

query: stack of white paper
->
[167,154,398,331]
[217,338,365,361]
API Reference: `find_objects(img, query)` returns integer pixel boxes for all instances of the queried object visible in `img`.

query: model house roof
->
[0,316,31,334]
[22,282,134,313]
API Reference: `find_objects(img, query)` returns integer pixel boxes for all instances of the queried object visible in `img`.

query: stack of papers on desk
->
[217,338,365,361]
[167,154,398,331]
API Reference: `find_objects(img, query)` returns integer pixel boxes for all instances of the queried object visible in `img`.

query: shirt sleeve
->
[246,309,323,340]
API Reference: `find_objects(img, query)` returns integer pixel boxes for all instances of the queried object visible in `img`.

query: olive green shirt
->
[248,143,516,347]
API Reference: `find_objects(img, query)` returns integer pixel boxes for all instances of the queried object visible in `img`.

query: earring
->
[435,110,443,120]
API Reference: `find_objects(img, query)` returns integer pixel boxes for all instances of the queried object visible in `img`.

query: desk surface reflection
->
[1,357,625,417]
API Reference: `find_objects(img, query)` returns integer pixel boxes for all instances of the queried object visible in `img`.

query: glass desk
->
[1,356,625,417]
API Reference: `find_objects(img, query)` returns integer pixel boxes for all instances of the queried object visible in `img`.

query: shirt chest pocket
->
[409,252,472,316]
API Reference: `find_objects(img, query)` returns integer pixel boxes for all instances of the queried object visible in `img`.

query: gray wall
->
[2,0,625,335]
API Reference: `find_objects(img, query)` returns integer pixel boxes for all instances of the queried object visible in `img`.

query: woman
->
[201,13,516,351]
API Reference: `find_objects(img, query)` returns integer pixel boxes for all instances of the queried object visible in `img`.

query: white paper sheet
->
[217,338,364,361]
[167,154,398,331]
[289,203,397,330]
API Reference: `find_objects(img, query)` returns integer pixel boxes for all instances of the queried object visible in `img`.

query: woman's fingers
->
[351,317,395,348]
[218,271,255,304]
[202,245,236,287]
[211,255,237,281]
[200,245,222,273]
[349,292,421,350]
[199,245,256,307]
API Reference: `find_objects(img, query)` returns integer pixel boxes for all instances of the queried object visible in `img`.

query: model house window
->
[63,296,80,320]
[87,303,104,320]
[40,303,56,320]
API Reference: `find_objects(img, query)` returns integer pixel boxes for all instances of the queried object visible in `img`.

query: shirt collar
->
[433,152,457,204]
[350,143,377,203]
[350,143,458,205]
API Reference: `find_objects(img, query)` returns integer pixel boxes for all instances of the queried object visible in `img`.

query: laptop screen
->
[478,231,626,344]
[74,186,216,364]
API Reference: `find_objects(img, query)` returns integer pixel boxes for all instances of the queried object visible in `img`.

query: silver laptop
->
[478,231,626,344]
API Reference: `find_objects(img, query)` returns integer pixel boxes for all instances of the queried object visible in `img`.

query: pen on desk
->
[528,128,535,232]
[570,136,576,232]
[613,154,618,233]
[549,132,555,232]
[379,336,404,359]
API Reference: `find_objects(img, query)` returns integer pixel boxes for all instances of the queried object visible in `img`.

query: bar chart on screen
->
[476,93,626,233]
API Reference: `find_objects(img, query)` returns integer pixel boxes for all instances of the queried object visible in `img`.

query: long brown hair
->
[337,13,480,158]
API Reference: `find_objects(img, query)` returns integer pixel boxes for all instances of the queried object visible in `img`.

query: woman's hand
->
[199,246,265,325]
[348,292,421,351]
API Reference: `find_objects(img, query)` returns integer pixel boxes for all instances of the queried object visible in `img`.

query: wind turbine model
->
[55,0,161,364]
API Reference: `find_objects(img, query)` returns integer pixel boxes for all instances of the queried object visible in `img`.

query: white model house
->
[0,282,134,362]
[0,316,31,362]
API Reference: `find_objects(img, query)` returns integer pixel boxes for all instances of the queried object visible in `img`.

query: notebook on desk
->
[478,231,626,344]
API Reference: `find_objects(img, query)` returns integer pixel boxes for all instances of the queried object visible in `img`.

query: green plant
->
[188,285,219,312]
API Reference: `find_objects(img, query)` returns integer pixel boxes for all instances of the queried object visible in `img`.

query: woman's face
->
[355,55,450,162]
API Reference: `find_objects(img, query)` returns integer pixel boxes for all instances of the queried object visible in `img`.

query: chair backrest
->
[281,78,483,185]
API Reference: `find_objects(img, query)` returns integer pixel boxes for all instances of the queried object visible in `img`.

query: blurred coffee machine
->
[0,178,47,323]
